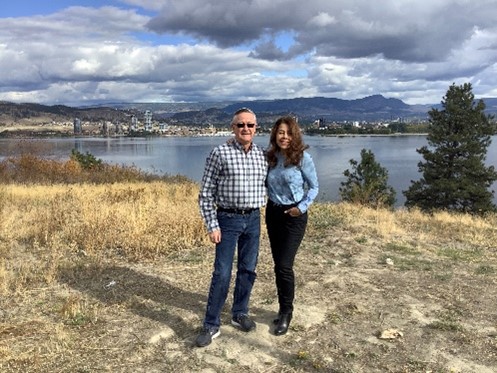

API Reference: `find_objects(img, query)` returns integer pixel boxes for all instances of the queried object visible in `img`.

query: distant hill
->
[174,95,497,123]
[116,95,426,124]
[0,101,138,124]
[135,95,497,123]
[2,95,497,127]
[222,95,424,122]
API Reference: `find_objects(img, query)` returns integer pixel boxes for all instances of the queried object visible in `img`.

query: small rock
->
[104,280,117,289]
[378,328,403,339]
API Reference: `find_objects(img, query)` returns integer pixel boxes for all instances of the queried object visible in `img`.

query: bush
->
[339,148,396,208]
[70,149,103,170]
[0,152,191,185]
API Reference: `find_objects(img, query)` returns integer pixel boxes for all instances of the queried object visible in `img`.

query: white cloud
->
[0,0,497,106]
[308,12,336,28]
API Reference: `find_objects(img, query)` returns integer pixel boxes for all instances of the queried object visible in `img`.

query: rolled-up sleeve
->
[297,152,319,213]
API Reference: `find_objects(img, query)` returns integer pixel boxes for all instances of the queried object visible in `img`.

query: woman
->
[265,116,319,336]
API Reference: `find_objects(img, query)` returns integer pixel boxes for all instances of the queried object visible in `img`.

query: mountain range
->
[2,95,497,126]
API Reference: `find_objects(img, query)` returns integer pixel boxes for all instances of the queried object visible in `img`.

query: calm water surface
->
[1,135,496,206]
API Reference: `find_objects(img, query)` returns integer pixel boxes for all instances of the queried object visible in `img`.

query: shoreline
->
[0,127,430,139]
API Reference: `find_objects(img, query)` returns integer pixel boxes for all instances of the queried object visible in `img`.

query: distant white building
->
[159,122,169,132]
[144,110,153,131]
[130,115,138,131]
[216,130,233,136]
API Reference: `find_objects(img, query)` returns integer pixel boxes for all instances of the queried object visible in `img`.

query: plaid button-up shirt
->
[199,139,268,232]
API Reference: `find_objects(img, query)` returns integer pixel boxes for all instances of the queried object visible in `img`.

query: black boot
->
[273,313,281,325]
[272,311,287,324]
[274,313,292,336]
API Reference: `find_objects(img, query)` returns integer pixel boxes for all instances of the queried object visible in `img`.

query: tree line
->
[306,122,430,135]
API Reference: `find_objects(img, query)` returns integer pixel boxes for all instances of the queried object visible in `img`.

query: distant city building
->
[102,121,109,136]
[144,110,153,131]
[159,122,169,132]
[130,115,138,131]
[115,121,123,135]
[73,118,82,134]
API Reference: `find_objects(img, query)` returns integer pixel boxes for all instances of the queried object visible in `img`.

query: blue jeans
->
[203,210,261,329]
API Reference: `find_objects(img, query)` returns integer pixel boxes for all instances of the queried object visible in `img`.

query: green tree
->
[388,122,406,133]
[70,149,103,170]
[339,148,396,208]
[404,83,497,214]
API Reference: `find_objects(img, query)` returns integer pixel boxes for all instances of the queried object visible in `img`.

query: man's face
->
[232,112,257,146]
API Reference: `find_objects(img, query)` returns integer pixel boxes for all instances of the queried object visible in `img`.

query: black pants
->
[265,199,308,314]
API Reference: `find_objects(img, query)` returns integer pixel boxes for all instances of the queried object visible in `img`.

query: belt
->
[217,207,259,215]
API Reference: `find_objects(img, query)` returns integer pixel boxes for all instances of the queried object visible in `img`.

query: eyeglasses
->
[236,123,256,128]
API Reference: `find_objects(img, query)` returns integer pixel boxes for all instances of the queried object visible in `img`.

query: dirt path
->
[2,225,497,372]
[50,228,497,372]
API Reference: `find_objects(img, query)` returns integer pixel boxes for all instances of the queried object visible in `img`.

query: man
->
[196,108,268,347]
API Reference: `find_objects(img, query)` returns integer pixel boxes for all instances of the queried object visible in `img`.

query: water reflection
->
[1,135,496,206]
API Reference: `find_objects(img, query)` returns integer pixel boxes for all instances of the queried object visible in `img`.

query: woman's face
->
[275,123,292,150]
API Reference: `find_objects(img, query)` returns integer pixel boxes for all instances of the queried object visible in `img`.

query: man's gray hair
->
[232,107,256,124]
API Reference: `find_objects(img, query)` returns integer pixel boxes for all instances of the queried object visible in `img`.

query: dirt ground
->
[2,223,497,373]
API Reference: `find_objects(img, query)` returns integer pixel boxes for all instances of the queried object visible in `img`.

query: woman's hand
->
[284,207,302,217]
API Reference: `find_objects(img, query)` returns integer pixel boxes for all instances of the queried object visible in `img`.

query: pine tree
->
[404,83,497,214]
[339,148,396,208]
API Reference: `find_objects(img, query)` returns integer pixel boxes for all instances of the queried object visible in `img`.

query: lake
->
[1,135,496,206]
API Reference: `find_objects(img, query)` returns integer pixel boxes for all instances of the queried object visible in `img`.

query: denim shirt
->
[266,151,319,213]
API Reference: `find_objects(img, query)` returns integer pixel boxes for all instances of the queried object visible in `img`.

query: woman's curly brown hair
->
[267,116,309,168]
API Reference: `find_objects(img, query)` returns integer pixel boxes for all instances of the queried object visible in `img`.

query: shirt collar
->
[228,137,253,152]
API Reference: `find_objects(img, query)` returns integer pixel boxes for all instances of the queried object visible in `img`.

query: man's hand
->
[209,229,221,244]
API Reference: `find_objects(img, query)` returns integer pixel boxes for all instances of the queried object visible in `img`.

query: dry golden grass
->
[308,202,497,251]
[2,181,496,297]
[1,178,497,372]
[1,182,209,262]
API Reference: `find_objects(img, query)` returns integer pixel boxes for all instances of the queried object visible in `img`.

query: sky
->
[1,0,497,107]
